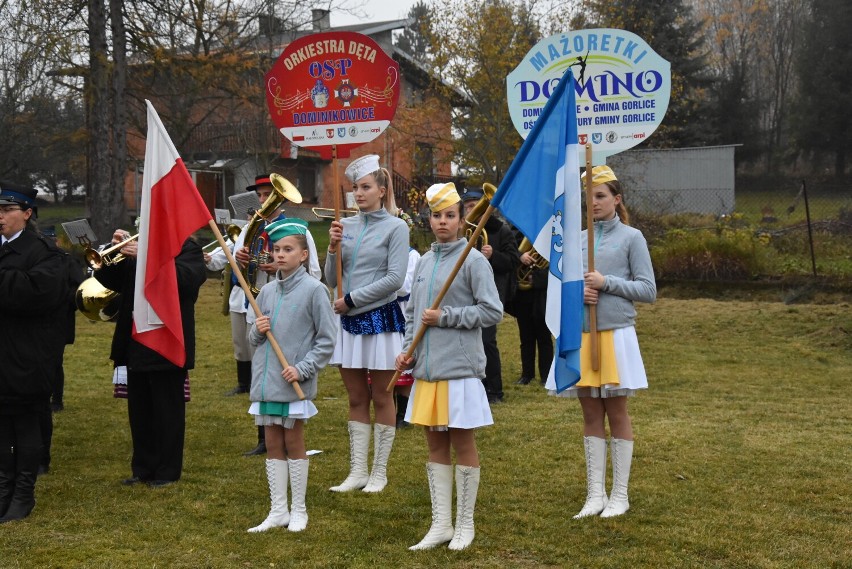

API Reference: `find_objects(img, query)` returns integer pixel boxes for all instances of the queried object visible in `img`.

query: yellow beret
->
[590,165,618,185]
[425,182,460,212]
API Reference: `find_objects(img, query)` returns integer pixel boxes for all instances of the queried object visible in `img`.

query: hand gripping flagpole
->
[386,204,496,392]
[584,144,600,371]
[207,219,305,400]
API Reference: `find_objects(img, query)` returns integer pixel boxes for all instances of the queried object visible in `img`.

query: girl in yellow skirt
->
[395,182,503,551]
[552,165,656,519]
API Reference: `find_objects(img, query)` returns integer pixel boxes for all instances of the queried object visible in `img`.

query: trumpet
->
[517,237,549,291]
[202,223,243,252]
[464,182,496,249]
[85,233,138,269]
[311,207,359,220]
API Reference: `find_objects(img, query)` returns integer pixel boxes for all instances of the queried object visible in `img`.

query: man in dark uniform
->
[460,186,520,404]
[95,227,206,486]
[0,182,69,522]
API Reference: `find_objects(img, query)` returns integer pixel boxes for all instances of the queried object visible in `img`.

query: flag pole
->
[584,144,600,371]
[386,204,496,392]
[207,219,305,400]
[332,145,343,299]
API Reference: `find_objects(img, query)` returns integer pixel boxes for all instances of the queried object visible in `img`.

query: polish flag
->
[132,100,211,367]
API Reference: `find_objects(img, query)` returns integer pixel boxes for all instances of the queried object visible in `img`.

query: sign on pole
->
[507,28,671,164]
[265,31,401,160]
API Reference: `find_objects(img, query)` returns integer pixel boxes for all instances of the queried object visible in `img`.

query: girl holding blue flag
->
[565,165,656,519]
[247,218,336,533]
[396,182,503,551]
[326,154,409,494]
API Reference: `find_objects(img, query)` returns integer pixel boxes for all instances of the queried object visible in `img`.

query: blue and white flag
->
[492,69,583,393]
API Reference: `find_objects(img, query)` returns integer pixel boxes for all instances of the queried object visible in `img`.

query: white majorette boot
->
[362,423,396,493]
[330,421,370,492]
[600,438,634,518]
[573,436,609,519]
[448,465,480,551]
[409,462,454,550]
[247,458,289,532]
[287,458,309,532]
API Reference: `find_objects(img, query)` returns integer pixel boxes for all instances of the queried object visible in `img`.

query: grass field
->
[1,280,850,568]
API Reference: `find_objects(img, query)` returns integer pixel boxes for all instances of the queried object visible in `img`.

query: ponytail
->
[606,181,630,226]
[374,167,398,216]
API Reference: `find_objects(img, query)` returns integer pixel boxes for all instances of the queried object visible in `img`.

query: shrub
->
[651,216,775,280]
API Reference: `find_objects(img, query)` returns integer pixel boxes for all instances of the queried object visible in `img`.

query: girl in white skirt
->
[247,219,336,533]
[396,182,503,551]
[553,165,656,519]
[325,154,410,493]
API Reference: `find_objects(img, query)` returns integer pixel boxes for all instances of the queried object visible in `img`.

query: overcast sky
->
[330,0,422,26]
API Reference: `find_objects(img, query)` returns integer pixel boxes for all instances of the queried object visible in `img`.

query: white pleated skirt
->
[547,326,648,398]
[330,318,403,370]
[248,400,318,429]
[404,377,494,430]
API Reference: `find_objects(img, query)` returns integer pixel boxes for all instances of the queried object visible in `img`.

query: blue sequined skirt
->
[340,301,405,335]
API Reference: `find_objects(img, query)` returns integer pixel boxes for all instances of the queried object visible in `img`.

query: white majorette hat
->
[425,182,460,212]
[344,154,381,182]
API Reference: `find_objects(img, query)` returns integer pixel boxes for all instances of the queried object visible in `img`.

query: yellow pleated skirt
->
[550,326,648,398]
[406,377,493,430]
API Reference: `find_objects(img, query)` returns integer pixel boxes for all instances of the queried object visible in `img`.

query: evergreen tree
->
[586,0,714,147]
[793,0,852,177]
[395,1,432,62]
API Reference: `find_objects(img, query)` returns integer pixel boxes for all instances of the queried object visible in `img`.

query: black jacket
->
[483,216,520,305]
[95,239,206,372]
[0,229,69,407]
[63,254,85,344]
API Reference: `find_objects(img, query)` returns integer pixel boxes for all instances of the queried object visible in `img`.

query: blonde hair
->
[370,167,398,216]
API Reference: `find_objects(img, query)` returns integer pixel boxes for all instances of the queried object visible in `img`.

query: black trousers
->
[0,409,44,474]
[127,370,186,482]
[481,324,503,401]
[515,290,554,381]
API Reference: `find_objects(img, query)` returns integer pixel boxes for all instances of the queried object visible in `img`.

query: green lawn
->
[2,281,849,568]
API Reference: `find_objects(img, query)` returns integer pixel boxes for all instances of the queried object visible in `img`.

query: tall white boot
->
[573,436,608,519]
[600,438,634,518]
[287,458,309,532]
[362,423,396,493]
[409,462,454,550]
[330,421,370,492]
[448,465,480,551]
[247,458,289,532]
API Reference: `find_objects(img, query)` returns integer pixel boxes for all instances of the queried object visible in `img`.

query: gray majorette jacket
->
[324,208,409,316]
[403,239,503,382]
[249,266,337,403]
[581,216,656,332]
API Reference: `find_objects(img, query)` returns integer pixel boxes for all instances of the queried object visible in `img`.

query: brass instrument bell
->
[463,182,496,249]
[517,237,549,291]
[76,276,120,322]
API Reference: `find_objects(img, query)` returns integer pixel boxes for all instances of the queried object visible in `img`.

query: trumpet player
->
[94,224,206,488]
[460,186,519,405]
[208,175,319,456]
[511,230,553,386]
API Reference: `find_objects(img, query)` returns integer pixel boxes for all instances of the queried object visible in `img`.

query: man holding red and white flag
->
[94,100,209,487]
